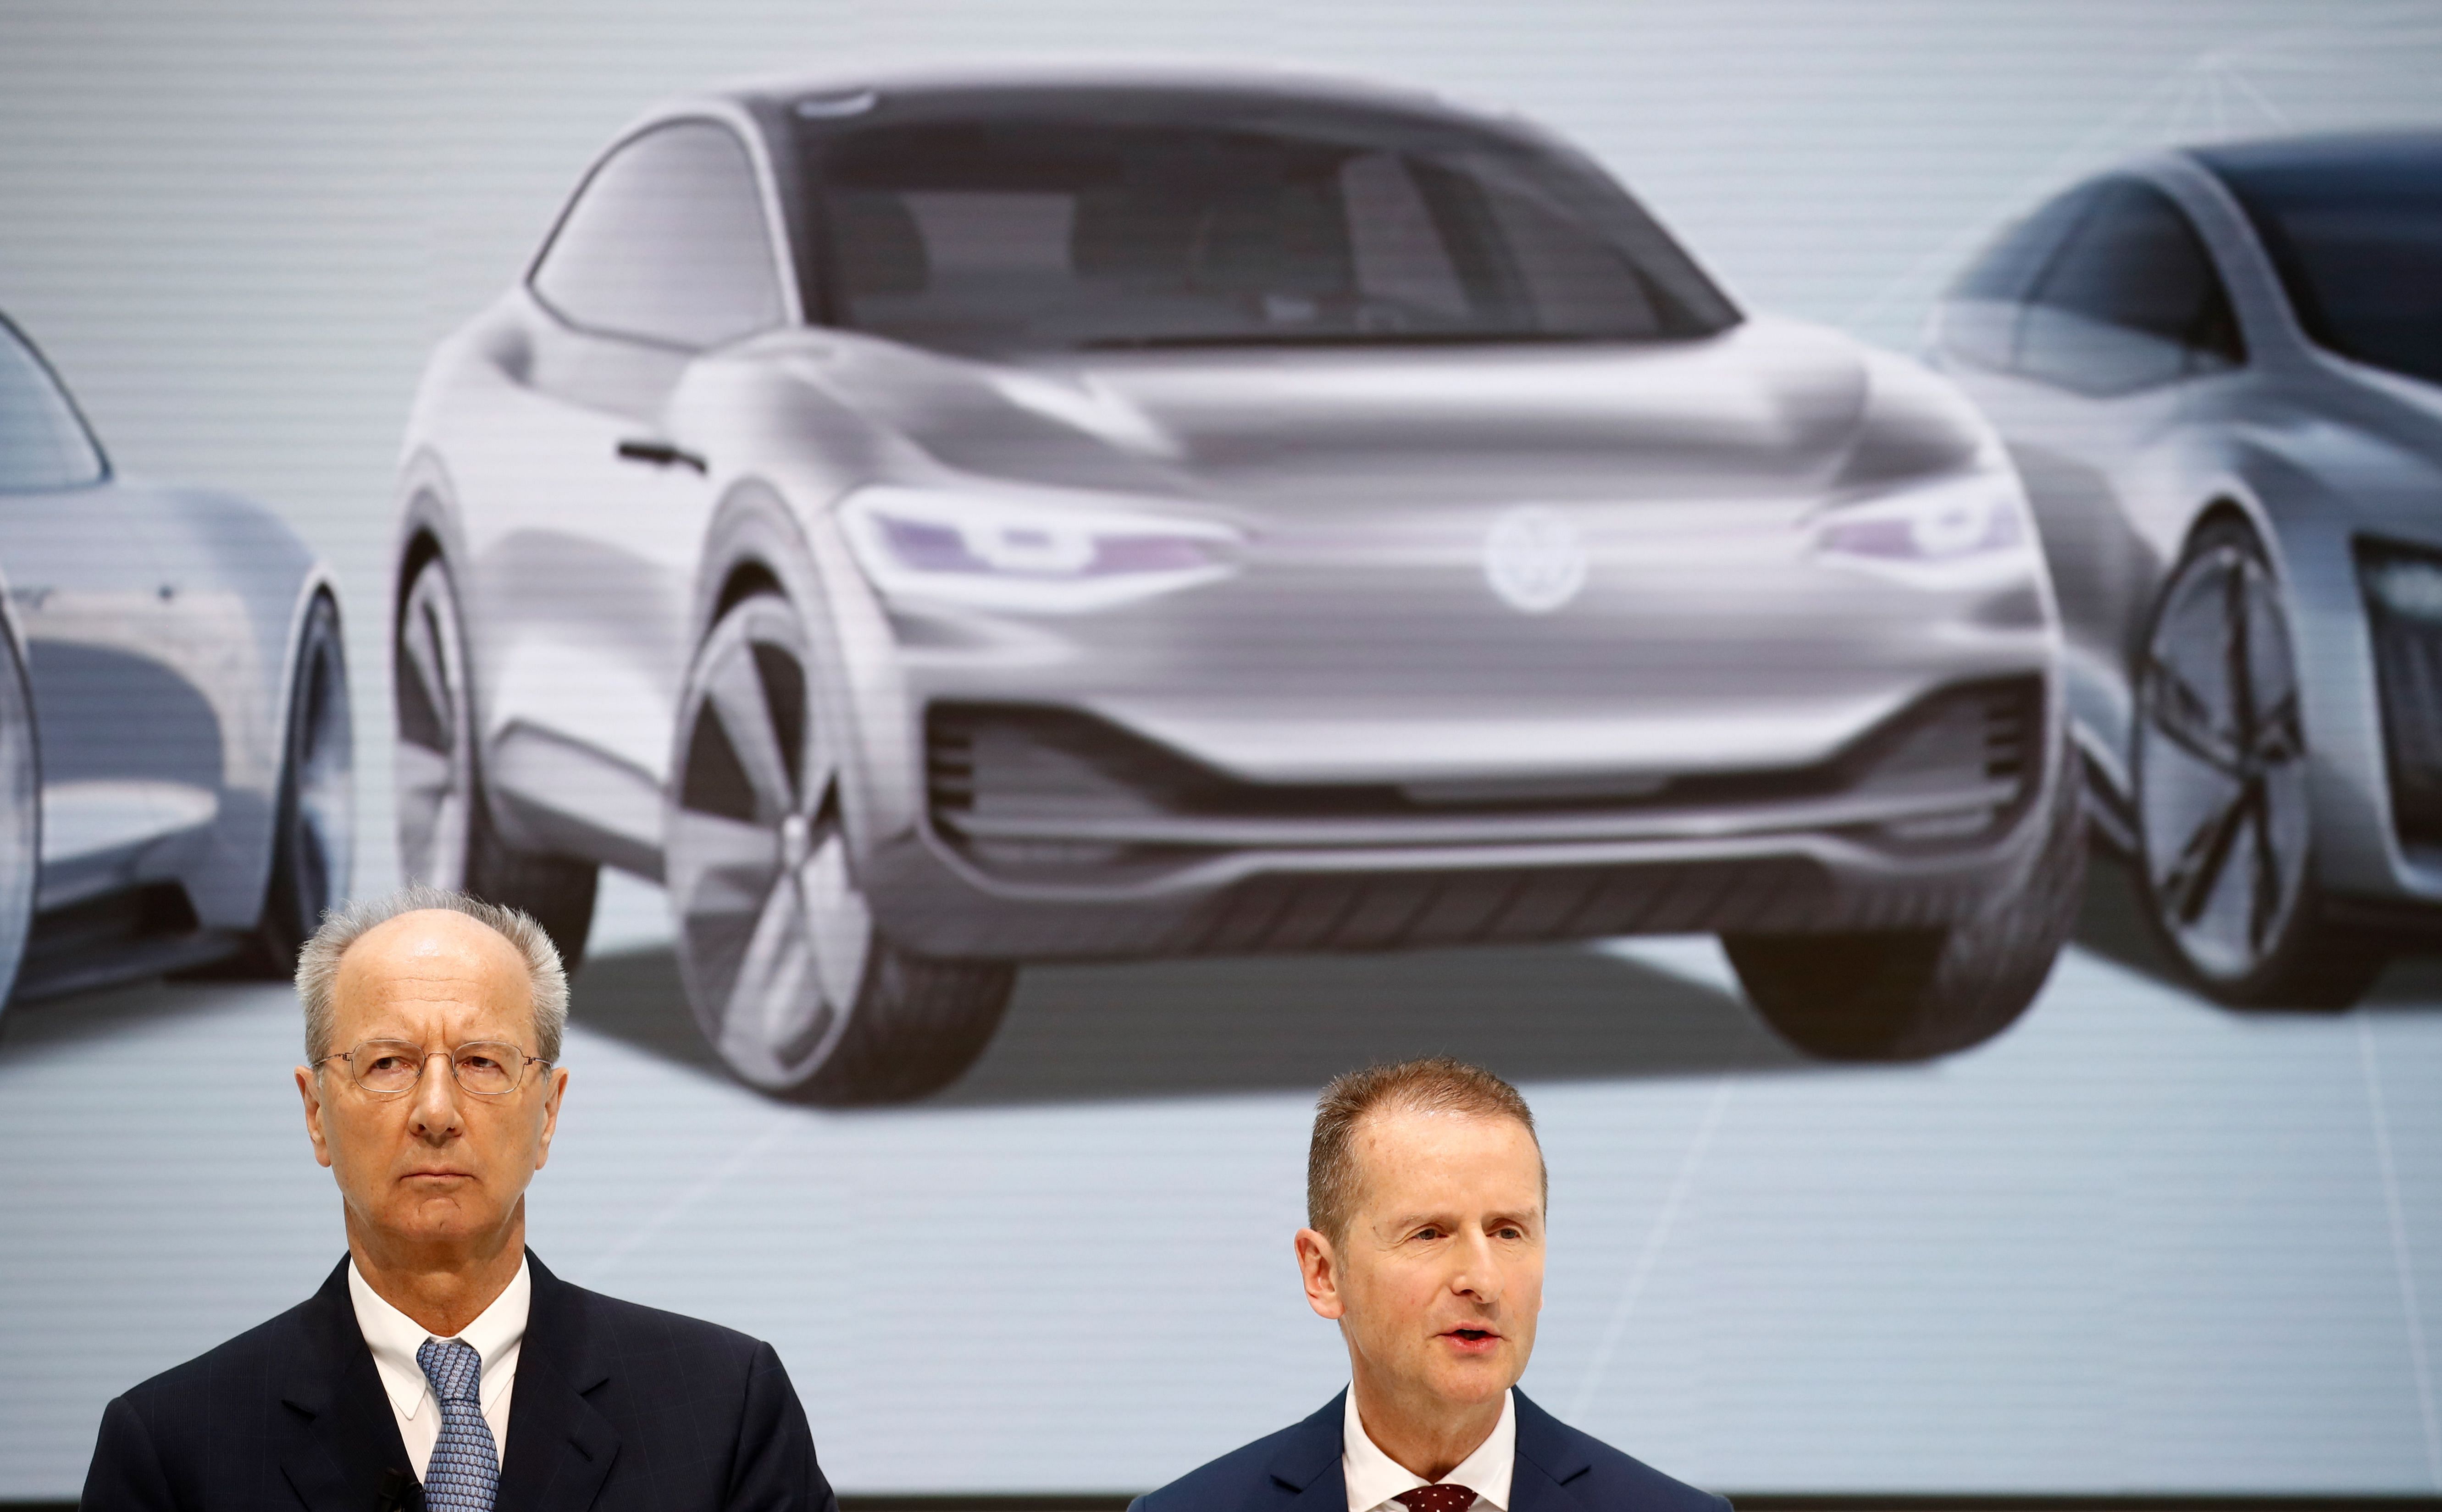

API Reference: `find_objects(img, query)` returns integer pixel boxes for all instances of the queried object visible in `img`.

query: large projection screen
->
[4,0,2442,1500]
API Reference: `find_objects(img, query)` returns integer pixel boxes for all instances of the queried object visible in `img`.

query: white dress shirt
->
[348,1257,530,1479]
[1343,1386,1516,1512]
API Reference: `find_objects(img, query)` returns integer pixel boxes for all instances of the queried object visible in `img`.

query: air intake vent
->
[925,675,2045,874]
[2360,542,2442,847]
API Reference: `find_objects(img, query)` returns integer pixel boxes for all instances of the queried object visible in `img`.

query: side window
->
[1477,172,1661,335]
[0,321,106,493]
[531,121,786,349]
[2018,177,2245,396]
[1341,153,1468,321]
[1937,183,2098,371]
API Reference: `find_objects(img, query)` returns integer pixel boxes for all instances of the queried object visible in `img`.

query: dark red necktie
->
[1395,1486,1478,1512]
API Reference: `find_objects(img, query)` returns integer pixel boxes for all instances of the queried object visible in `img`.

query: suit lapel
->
[1506,1393,1594,1512]
[496,1252,620,1512]
[277,1256,419,1512]
[1268,1393,1351,1512]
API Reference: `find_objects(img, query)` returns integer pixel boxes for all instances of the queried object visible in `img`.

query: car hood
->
[775,316,1889,512]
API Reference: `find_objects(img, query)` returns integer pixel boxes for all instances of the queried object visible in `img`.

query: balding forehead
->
[346,906,526,972]
[331,909,535,1027]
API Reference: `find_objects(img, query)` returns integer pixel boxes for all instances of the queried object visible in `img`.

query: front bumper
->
[856,676,2066,961]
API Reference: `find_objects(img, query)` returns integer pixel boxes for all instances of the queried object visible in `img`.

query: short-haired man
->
[81,886,837,1512]
[1136,1057,1724,1512]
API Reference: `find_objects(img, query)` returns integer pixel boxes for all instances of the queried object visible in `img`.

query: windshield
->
[796,99,1737,355]
[2209,142,2442,387]
[0,317,105,492]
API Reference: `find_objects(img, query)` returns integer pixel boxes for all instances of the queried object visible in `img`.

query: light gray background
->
[4,0,2442,1498]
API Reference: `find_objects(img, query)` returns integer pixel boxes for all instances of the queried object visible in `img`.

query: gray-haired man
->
[81,886,838,1512]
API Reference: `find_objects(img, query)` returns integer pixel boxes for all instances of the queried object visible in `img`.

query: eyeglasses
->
[313,1040,551,1098]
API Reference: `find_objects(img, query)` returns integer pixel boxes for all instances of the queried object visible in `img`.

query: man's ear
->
[1296,1227,1346,1321]
[533,1066,569,1170]
[296,1065,334,1169]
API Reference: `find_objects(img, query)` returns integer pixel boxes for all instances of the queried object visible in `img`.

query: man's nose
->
[1450,1230,1503,1302]
[407,1052,465,1141]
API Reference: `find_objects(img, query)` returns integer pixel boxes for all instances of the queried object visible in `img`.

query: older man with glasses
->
[80,886,838,1512]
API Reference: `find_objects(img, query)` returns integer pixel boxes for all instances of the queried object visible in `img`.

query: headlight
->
[837,486,1243,612]
[1812,470,2031,581]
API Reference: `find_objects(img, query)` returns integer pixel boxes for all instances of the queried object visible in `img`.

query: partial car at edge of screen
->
[0,310,353,1008]
[393,61,2081,1102]
[1931,128,2442,1008]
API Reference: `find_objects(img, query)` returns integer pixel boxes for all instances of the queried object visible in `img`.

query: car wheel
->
[664,592,1014,1102]
[1724,739,2088,1060]
[394,553,598,964]
[229,592,354,975]
[2131,516,2381,1007]
[0,614,36,1008]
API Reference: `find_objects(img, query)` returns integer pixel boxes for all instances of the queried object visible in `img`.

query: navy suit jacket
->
[79,1251,837,1512]
[1132,1390,1727,1512]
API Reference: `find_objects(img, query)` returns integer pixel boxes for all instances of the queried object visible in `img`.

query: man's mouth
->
[1441,1326,1502,1352]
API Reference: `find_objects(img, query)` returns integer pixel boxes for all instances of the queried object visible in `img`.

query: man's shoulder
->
[1133,1396,1340,1512]
[116,1292,331,1413]
[1513,1393,1728,1512]
[542,1269,775,1373]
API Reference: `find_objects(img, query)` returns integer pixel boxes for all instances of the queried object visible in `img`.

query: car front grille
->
[924,676,2044,878]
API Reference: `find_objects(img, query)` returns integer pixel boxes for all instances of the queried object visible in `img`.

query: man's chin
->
[377,1198,503,1246]
[1422,1353,1521,1407]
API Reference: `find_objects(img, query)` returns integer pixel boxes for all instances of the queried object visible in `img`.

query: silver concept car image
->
[1932,130,2442,1009]
[394,62,2082,1102]
[0,311,352,1006]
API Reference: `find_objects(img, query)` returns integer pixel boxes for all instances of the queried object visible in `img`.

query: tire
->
[664,592,1013,1103]
[0,613,36,1008]
[2129,516,2382,1008]
[229,592,354,976]
[1724,740,2088,1061]
[394,553,598,965]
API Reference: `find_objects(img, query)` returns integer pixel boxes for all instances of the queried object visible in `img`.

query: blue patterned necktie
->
[416,1336,500,1512]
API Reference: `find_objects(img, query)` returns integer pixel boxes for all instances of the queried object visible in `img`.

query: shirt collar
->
[1342,1385,1515,1512]
[348,1256,532,1421]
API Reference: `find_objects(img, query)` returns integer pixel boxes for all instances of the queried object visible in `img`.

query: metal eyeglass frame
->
[311,1040,554,1099]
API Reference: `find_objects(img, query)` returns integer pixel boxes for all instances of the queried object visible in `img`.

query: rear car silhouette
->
[0,310,351,1007]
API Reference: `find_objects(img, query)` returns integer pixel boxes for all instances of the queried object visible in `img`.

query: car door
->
[459,118,791,866]
[0,318,199,912]
[1959,177,2247,783]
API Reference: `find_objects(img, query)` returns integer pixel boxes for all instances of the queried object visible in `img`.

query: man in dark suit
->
[80,886,836,1512]
[1135,1058,1725,1512]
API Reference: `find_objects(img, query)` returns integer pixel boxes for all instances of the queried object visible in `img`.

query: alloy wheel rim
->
[2135,540,2310,980]
[667,602,872,1089]
[394,562,473,888]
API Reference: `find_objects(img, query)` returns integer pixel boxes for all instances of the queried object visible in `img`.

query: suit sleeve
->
[724,1340,837,1512]
[79,1394,177,1512]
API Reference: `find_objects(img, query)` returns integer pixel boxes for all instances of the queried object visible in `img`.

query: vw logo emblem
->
[1483,505,1587,615]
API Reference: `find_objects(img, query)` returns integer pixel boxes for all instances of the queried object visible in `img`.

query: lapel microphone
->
[375,1466,424,1512]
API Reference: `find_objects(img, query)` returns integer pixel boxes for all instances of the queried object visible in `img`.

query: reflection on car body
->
[394,62,2082,1102]
[0,311,351,1007]
[1933,129,2442,1007]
